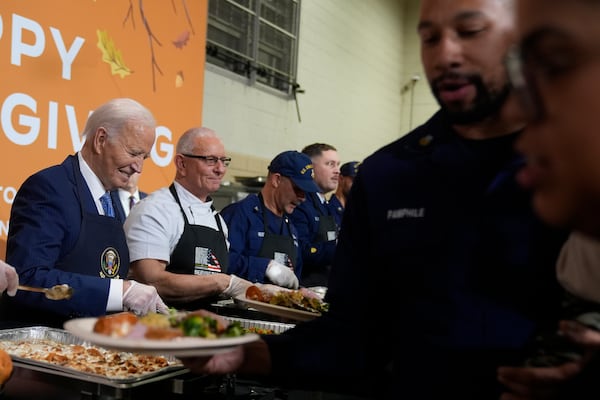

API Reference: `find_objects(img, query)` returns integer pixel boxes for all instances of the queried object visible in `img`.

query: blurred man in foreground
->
[180,1,568,398]
[498,1,600,398]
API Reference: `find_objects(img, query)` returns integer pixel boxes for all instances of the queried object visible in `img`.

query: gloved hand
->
[222,275,252,298]
[123,280,169,315]
[266,260,299,289]
[0,260,19,297]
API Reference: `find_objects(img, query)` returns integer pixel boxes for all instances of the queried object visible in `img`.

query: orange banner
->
[0,0,207,255]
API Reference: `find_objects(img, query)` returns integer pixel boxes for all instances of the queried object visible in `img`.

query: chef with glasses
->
[124,127,253,311]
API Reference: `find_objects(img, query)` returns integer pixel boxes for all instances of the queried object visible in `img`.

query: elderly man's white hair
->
[81,98,156,140]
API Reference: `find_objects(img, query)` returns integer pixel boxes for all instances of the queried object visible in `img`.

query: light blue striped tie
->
[100,192,115,218]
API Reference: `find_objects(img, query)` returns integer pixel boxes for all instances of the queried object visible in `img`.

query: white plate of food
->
[234,296,321,322]
[64,317,259,357]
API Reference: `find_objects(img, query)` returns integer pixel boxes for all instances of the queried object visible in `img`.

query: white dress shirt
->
[124,181,230,264]
[76,152,123,311]
[117,188,141,217]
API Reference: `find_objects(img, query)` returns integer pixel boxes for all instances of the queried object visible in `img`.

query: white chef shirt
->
[124,181,229,264]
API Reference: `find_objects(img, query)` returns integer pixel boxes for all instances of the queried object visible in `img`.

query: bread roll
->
[93,312,139,337]
[0,348,13,385]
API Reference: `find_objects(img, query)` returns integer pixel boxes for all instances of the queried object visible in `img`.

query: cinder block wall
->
[223,151,270,186]
[203,0,438,177]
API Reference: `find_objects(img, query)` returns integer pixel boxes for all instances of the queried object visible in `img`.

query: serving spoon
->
[17,284,74,300]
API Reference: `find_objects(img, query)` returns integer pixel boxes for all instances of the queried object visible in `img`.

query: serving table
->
[0,303,296,400]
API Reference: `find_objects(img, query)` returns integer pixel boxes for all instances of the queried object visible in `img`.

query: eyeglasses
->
[506,33,600,123]
[505,45,544,121]
[181,154,231,167]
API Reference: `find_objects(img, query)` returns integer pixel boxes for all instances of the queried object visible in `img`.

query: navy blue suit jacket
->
[5,155,119,321]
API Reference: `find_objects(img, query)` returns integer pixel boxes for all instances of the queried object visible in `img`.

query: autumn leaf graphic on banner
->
[172,31,190,49]
[96,30,132,78]
[175,71,184,88]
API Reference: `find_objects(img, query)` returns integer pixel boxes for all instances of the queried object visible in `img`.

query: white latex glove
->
[0,260,19,296]
[122,280,169,315]
[222,274,252,298]
[266,260,299,289]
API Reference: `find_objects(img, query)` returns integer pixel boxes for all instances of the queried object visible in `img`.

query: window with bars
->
[206,0,301,95]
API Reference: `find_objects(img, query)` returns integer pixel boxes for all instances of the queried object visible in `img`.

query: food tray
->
[224,316,295,334]
[0,326,188,388]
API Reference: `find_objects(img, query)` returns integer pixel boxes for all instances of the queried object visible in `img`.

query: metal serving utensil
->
[17,284,74,300]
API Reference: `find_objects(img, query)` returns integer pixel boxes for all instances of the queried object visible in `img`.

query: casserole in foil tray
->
[0,326,187,388]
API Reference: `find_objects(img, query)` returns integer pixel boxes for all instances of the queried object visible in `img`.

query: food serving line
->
[0,299,301,400]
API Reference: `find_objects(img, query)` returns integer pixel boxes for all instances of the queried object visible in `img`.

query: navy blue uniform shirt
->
[264,111,568,399]
[222,194,302,283]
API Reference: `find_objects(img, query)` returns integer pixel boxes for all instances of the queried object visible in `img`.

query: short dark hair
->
[301,143,337,158]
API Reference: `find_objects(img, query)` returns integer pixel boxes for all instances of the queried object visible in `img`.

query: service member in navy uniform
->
[328,161,359,228]
[222,150,320,289]
[290,143,341,288]
[124,127,252,311]
[3,98,168,329]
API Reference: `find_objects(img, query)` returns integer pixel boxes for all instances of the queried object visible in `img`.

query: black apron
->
[1,158,129,328]
[310,193,338,243]
[302,193,338,287]
[256,193,298,276]
[166,184,229,310]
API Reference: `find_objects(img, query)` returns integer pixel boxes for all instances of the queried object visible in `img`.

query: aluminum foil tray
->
[0,326,188,388]
[224,316,295,334]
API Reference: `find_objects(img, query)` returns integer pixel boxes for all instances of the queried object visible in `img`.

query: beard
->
[432,73,512,125]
